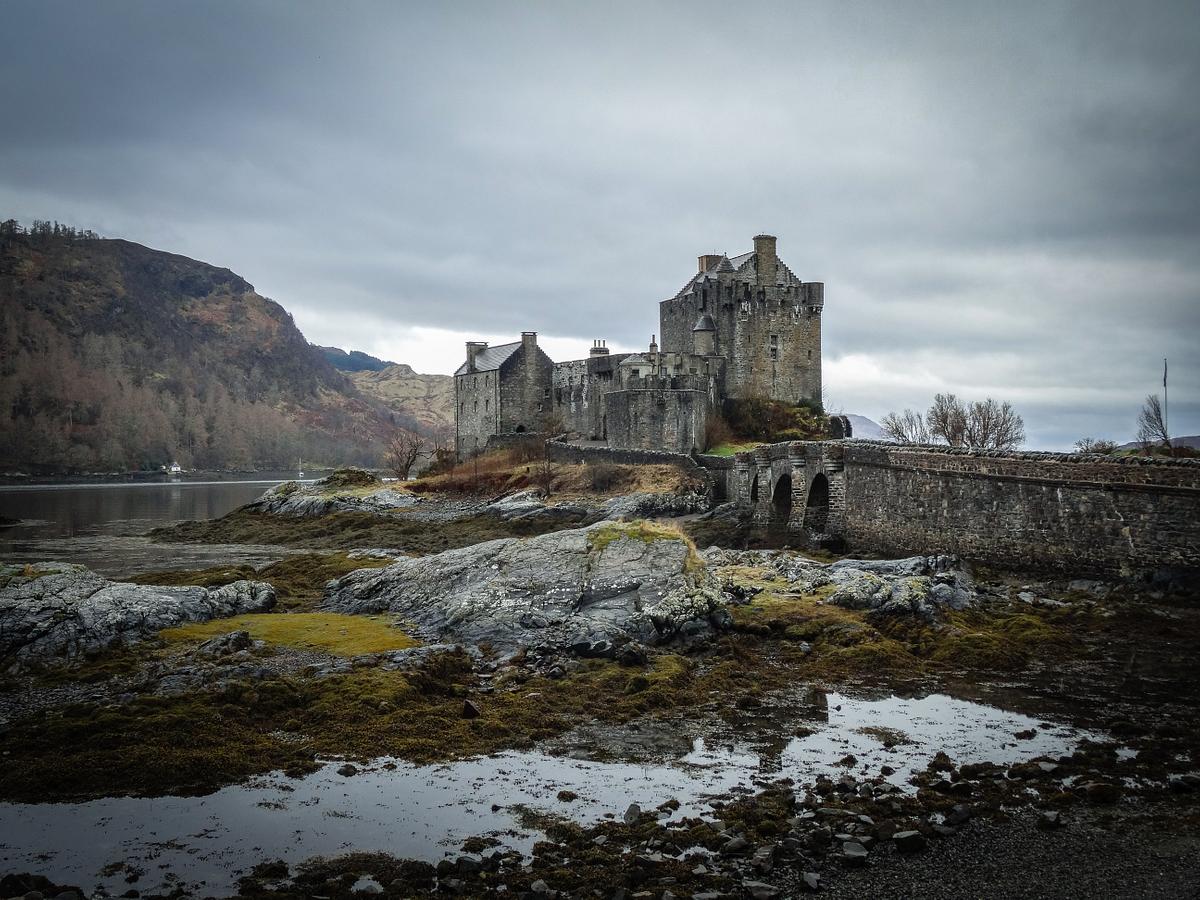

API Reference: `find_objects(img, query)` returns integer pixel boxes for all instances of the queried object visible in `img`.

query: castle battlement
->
[454,235,821,457]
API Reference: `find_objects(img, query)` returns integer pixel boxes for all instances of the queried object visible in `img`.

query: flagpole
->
[1163,357,1169,447]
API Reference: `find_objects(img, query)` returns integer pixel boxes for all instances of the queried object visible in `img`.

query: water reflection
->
[0,691,1100,897]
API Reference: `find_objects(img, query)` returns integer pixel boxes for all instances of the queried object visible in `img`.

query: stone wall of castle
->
[551,352,628,440]
[454,370,501,458]
[606,381,708,453]
[498,334,555,435]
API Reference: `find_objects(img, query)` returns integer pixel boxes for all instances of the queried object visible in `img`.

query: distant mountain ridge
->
[0,225,423,472]
[1118,435,1200,450]
[845,414,884,440]
[349,364,455,436]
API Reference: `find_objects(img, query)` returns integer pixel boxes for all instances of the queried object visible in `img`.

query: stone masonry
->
[454,235,823,457]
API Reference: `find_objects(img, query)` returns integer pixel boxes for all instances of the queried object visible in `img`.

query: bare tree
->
[1136,394,1171,449]
[927,393,968,447]
[385,429,432,480]
[882,394,1025,450]
[963,398,1025,450]
[880,409,931,444]
[1074,437,1117,455]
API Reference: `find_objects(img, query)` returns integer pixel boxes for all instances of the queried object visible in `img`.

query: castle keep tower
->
[453,233,821,458]
[657,234,823,407]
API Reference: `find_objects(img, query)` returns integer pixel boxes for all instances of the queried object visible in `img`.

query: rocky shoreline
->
[1,468,1197,899]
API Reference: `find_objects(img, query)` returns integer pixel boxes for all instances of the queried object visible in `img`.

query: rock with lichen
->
[323,521,728,654]
[0,563,276,673]
[702,548,976,621]
[248,469,419,518]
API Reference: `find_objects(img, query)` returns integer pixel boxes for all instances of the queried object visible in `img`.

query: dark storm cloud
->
[2,0,1197,448]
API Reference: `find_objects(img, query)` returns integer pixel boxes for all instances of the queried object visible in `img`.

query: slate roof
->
[454,341,521,376]
[670,248,800,300]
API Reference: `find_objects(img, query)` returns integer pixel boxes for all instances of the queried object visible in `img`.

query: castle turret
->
[693,313,716,356]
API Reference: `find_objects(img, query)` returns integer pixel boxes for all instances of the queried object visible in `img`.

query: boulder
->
[706,549,976,621]
[0,564,275,673]
[248,472,418,518]
[323,522,728,654]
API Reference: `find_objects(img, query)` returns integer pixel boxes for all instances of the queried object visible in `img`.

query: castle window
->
[473,400,478,411]
[460,401,465,413]
[770,334,779,361]
[544,388,551,400]
[485,399,489,412]
[474,376,478,388]
[808,349,812,359]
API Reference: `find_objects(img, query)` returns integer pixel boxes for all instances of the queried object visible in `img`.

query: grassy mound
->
[161,612,417,656]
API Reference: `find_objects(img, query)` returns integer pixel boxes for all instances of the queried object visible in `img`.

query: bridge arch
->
[771,473,793,524]
[803,472,830,534]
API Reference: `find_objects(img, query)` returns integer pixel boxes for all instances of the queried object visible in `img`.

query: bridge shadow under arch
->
[771,473,793,524]
[803,472,830,533]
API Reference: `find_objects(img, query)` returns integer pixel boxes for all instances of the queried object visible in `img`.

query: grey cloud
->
[1,0,1197,448]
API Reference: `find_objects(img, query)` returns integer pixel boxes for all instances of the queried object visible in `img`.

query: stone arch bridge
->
[717,440,1200,576]
[731,442,847,544]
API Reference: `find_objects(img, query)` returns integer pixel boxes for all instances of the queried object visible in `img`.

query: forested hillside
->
[0,220,417,473]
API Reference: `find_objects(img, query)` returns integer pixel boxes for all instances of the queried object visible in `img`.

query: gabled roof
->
[669,248,801,300]
[454,341,521,376]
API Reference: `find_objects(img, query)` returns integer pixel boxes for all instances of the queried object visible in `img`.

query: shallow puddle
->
[0,691,1102,897]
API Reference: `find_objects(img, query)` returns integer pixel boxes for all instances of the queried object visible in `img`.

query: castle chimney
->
[754,234,777,286]
[589,339,610,357]
[465,341,488,372]
[521,331,538,355]
[698,254,724,274]
[648,334,658,354]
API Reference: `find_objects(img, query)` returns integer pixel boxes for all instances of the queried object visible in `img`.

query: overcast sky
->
[2,1,1197,449]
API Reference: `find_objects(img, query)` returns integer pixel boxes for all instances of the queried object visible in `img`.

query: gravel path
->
[817,805,1200,900]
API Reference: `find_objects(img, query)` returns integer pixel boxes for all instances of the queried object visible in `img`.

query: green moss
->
[161,612,418,656]
[929,630,1027,669]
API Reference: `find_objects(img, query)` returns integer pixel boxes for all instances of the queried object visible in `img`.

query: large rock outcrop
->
[323,522,729,655]
[705,549,976,621]
[250,470,418,518]
[0,564,276,672]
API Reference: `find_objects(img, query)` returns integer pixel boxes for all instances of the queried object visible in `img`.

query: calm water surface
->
[0,475,308,576]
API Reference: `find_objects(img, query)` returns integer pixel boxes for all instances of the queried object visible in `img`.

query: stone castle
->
[454,235,824,458]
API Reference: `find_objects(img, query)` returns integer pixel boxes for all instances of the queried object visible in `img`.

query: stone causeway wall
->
[732,440,1200,577]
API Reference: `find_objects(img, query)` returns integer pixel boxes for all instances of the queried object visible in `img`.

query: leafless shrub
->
[1074,437,1117,455]
[880,409,931,444]
[1136,394,1171,449]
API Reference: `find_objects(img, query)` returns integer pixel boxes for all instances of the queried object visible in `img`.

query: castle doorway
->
[770,474,793,524]
[803,473,830,534]
[750,475,759,504]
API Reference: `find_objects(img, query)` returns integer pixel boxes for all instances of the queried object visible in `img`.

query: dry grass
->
[409,449,701,498]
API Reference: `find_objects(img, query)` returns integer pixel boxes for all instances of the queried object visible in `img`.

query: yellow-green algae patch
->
[588,520,705,573]
[161,612,418,656]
